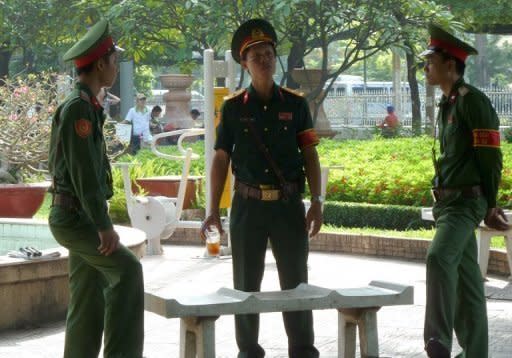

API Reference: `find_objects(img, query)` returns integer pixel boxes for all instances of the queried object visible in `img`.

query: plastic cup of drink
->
[205,228,220,257]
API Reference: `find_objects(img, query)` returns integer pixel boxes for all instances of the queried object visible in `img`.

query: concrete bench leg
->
[506,235,512,280]
[338,311,357,358]
[180,316,219,358]
[339,307,380,358]
[477,230,492,278]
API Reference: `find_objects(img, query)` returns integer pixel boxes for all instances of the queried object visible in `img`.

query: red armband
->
[472,129,500,148]
[297,129,319,150]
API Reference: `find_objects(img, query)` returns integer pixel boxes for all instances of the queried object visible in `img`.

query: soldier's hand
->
[200,212,224,242]
[98,229,120,256]
[484,207,509,231]
[306,201,323,238]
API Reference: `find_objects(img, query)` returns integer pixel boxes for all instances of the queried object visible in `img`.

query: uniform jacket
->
[48,82,113,230]
[435,78,502,207]
[215,83,319,189]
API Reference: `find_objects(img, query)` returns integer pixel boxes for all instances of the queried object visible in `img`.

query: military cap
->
[63,19,123,68]
[420,23,478,63]
[231,19,277,63]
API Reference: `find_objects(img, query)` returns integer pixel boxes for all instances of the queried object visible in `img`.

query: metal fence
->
[323,87,512,130]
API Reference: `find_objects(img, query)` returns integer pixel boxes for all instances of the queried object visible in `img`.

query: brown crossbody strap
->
[244,119,289,190]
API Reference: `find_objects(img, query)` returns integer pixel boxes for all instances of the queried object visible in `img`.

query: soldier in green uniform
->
[420,24,509,358]
[48,20,144,358]
[201,19,323,358]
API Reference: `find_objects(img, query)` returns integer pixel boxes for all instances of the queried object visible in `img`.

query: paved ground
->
[1,244,511,357]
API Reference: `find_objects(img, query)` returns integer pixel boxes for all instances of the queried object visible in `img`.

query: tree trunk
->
[475,34,488,87]
[286,41,305,89]
[23,47,36,73]
[0,45,12,80]
[405,49,422,135]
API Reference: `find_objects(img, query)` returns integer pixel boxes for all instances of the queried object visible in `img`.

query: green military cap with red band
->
[231,18,277,64]
[420,23,478,63]
[63,19,123,68]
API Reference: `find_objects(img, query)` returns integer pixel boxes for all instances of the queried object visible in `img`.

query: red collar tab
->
[448,90,459,105]
[430,38,468,62]
[90,95,102,109]
[243,91,249,104]
[74,36,114,68]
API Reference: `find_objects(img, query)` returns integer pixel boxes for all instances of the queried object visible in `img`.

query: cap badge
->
[251,28,265,40]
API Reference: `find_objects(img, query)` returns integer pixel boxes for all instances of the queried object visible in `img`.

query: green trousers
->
[230,193,319,358]
[424,193,488,357]
[49,206,144,358]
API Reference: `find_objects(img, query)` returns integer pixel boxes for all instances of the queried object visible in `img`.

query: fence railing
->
[324,87,512,130]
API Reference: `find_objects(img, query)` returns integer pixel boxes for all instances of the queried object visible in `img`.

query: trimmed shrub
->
[323,201,434,230]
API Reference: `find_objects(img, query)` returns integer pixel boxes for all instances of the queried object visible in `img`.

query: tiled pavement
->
[1,244,511,357]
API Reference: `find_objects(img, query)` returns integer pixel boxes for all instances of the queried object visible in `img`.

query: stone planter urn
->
[159,74,195,129]
[0,182,50,218]
[291,69,336,138]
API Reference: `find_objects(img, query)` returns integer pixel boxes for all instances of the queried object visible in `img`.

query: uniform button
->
[265,169,269,173]
[244,129,248,132]
[284,126,288,130]
[263,105,267,111]
[264,127,268,131]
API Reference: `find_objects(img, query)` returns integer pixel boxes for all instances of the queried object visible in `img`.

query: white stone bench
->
[145,281,414,358]
[421,207,512,279]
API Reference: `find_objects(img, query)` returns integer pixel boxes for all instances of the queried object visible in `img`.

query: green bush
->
[323,201,434,230]
[107,138,512,224]
[504,127,512,144]
[318,137,512,208]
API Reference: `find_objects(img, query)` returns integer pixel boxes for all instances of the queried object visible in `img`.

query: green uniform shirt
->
[215,83,317,188]
[48,82,113,230]
[434,78,503,207]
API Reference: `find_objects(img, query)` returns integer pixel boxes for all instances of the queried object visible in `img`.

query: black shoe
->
[425,338,450,358]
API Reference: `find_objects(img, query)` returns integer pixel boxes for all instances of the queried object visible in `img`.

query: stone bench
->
[145,281,414,358]
[422,207,512,279]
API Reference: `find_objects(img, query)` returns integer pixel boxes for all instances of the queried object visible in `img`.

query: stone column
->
[160,74,195,128]
[291,69,336,138]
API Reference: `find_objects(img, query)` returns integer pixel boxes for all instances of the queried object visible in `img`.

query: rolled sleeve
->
[296,98,319,150]
[463,93,503,207]
[214,101,234,154]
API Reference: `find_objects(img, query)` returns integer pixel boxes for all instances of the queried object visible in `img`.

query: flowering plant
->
[0,73,59,184]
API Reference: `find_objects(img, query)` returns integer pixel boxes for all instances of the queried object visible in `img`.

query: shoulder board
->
[224,89,246,101]
[79,90,92,104]
[458,86,470,97]
[281,87,304,97]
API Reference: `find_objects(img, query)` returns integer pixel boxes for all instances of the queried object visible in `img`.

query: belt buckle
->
[261,189,280,201]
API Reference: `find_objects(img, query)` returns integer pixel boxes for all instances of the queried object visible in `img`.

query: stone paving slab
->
[1,244,511,357]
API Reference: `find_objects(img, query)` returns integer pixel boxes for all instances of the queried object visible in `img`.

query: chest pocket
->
[269,116,298,159]
[232,120,259,161]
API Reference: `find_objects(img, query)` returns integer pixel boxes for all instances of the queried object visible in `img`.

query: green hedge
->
[318,137,512,207]
[323,201,434,230]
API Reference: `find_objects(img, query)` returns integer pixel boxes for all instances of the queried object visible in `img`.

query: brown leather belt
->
[431,185,483,202]
[234,181,298,201]
[52,193,81,210]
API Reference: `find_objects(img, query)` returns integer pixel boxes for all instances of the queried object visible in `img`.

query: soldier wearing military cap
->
[421,23,508,358]
[201,18,322,357]
[48,19,144,358]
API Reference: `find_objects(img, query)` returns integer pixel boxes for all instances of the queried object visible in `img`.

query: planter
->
[159,74,195,129]
[291,69,336,138]
[133,175,201,210]
[0,182,50,218]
